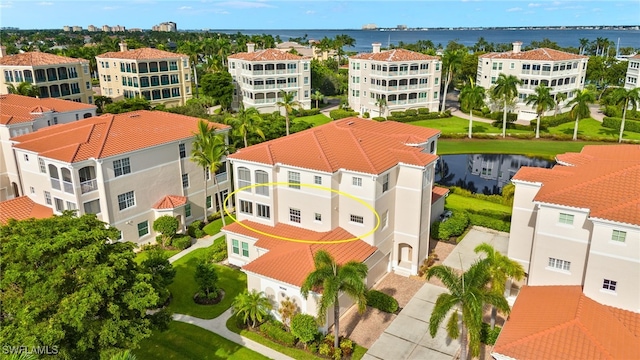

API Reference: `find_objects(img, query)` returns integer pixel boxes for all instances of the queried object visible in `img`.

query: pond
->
[435,154,554,195]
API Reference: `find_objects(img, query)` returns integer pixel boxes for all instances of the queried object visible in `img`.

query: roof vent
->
[347,121,355,125]
[129,114,140,118]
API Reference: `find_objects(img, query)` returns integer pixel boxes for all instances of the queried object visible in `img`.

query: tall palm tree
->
[610,87,640,143]
[525,84,556,139]
[7,82,38,97]
[578,38,589,55]
[232,289,273,329]
[191,120,228,225]
[440,49,465,113]
[311,90,324,109]
[427,261,510,360]
[375,96,387,117]
[276,90,301,136]
[226,105,265,148]
[474,243,524,329]
[459,79,485,139]
[492,74,522,138]
[301,250,368,351]
[553,92,567,116]
[567,89,596,141]
[178,40,202,98]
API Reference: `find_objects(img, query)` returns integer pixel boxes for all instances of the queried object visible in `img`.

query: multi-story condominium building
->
[10,110,231,245]
[0,94,96,201]
[477,42,588,120]
[0,48,94,104]
[348,43,442,117]
[624,54,640,89]
[102,25,111,32]
[222,118,444,327]
[228,43,311,113]
[96,43,192,107]
[508,145,639,312]
[88,25,98,32]
[152,22,177,32]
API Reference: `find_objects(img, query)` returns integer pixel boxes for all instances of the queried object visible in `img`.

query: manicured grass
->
[135,248,181,264]
[407,117,530,135]
[295,113,332,127]
[167,246,246,319]
[438,139,607,160]
[545,118,640,141]
[134,321,268,360]
[203,216,233,236]
[445,193,512,215]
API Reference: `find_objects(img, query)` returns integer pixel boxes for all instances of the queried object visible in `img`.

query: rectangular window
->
[66,201,76,210]
[113,158,131,177]
[611,230,626,242]
[352,177,362,186]
[256,204,270,219]
[30,186,35,194]
[206,195,212,209]
[288,171,300,189]
[179,143,186,158]
[255,171,269,196]
[24,154,29,162]
[602,279,617,292]
[44,191,52,205]
[238,167,251,191]
[559,213,574,225]
[381,210,389,229]
[314,175,322,185]
[290,208,301,223]
[242,242,249,257]
[240,200,253,215]
[54,198,64,212]
[83,199,100,214]
[434,92,439,99]
[185,204,192,217]
[350,214,364,224]
[315,213,322,221]
[182,173,189,188]
[117,191,135,210]
[39,158,46,173]
[548,257,571,271]
[232,239,239,254]
[137,221,149,237]
[382,173,389,192]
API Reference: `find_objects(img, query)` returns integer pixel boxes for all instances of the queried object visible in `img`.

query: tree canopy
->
[200,71,234,110]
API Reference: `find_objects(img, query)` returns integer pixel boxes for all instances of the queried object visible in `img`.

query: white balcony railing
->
[50,178,61,190]
[63,181,74,194]
[80,179,98,194]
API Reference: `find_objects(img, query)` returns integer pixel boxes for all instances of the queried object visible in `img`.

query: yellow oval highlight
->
[222,182,380,244]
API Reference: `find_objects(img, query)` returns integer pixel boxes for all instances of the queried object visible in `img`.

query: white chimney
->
[0,46,6,58]
[512,41,522,54]
[119,42,128,52]
[247,43,255,53]
[372,43,381,53]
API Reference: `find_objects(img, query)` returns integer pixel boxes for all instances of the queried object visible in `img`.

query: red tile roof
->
[479,48,587,61]
[0,196,53,224]
[229,118,439,175]
[493,286,640,360]
[152,195,187,209]
[0,94,96,126]
[224,220,377,287]
[0,52,88,66]
[431,186,449,204]
[12,110,229,162]
[96,48,188,60]
[351,48,440,62]
[228,49,303,61]
[513,145,640,226]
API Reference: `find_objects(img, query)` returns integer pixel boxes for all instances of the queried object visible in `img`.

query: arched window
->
[48,164,59,179]
[255,170,269,196]
[238,167,251,192]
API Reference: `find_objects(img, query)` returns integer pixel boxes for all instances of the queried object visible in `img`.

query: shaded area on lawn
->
[294,114,332,127]
[437,139,607,160]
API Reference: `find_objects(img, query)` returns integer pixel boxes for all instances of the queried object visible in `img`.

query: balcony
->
[216,172,228,183]
[50,178,61,190]
[80,179,98,194]
[63,181,74,194]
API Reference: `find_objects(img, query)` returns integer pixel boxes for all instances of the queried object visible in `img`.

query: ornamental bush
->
[602,117,640,134]
[366,290,399,313]
[318,343,332,357]
[187,220,206,238]
[260,321,297,346]
[172,235,192,250]
[372,116,386,122]
[329,109,358,120]
[291,314,319,345]
[431,211,470,240]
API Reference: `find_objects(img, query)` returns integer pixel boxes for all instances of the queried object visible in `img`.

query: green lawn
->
[135,248,181,264]
[294,114,332,127]
[438,139,607,160]
[134,321,268,360]
[545,118,640,141]
[203,216,233,236]
[407,117,530,135]
[444,193,512,215]
[167,246,246,319]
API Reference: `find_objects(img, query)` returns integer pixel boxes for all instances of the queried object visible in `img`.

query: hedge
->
[430,211,469,240]
[329,109,358,120]
[187,220,206,239]
[366,290,399,313]
[293,108,321,116]
[171,235,192,250]
[467,213,511,232]
[372,116,386,122]
[259,321,297,347]
[290,314,318,344]
[602,117,640,134]
[449,187,506,205]
[207,237,228,262]
[530,113,574,130]
[388,110,451,123]
[472,110,517,122]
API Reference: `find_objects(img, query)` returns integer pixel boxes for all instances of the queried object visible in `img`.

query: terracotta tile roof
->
[96,48,188,60]
[431,186,449,204]
[0,52,88,66]
[152,195,187,209]
[224,220,377,287]
[229,118,439,175]
[479,48,587,61]
[351,48,439,62]
[493,286,640,360]
[630,54,640,60]
[0,196,53,224]
[0,94,96,126]
[228,49,303,61]
[12,110,229,162]
[513,145,640,225]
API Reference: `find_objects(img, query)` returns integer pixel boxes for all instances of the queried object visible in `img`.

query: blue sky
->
[0,1,637,29]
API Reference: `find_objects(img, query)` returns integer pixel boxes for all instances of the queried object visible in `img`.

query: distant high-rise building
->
[397,25,407,30]
[72,26,82,32]
[152,21,177,32]
[101,25,111,32]
[87,25,98,32]
[63,25,70,32]
[362,23,377,30]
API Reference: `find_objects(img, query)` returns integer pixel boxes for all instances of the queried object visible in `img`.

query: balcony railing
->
[216,173,228,183]
[50,178,60,190]
[63,181,74,194]
[80,179,98,194]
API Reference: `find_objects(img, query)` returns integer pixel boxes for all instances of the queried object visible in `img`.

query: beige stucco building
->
[228,43,311,113]
[348,43,442,117]
[96,43,192,107]
[477,42,588,120]
[10,110,230,245]
[508,145,640,312]
[624,54,640,90]
[0,48,94,104]
[222,118,446,327]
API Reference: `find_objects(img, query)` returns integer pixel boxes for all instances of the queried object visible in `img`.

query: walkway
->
[168,233,222,263]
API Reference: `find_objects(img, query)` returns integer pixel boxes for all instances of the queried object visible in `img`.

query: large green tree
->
[609,87,640,143]
[276,90,301,136]
[0,213,159,359]
[492,74,522,138]
[301,250,368,351]
[311,90,324,109]
[232,290,273,329]
[103,97,152,114]
[567,89,596,141]
[525,84,556,139]
[440,49,465,113]
[200,71,234,110]
[459,80,485,139]
[225,105,265,148]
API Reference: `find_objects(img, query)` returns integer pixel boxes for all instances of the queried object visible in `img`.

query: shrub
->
[405,109,418,116]
[295,108,321,116]
[260,321,296,347]
[467,213,510,232]
[363,112,370,118]
[339,339,353,356]
[417,253,439,277]
[418,107,430,114]
[147,308,173,332]
[390,111,407,118]
[318,343,332,357]
[602,117,640,134]
[329,109,358,120]
[372,116,386,122]
[480,323,502,345]
[188,220,206,238]
[153,215,179,248]
[308,343,318,354]
[333,348,342,360]
[172,235,192,250]
[431,211,469,240]
[207,211,223,223]
[388,111,452,123]
[530,113,574,130]
[194,259,219,298]
[206,238,228,262]
[291,314,318,345]
[366,290,399,313]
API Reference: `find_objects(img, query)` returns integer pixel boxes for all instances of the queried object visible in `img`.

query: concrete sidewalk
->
[442,227,509,271]
[168,233,223,263]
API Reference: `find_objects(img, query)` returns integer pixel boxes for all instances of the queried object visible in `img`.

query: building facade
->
[11,110,231,245]
[228,43,311,113]
[477,42,588,120]
[96,43,192,107]
[508,145,640,312]
[152,22,177,32]
[348,43,442,117]
[0,48,94,104]
[624,54,640,89]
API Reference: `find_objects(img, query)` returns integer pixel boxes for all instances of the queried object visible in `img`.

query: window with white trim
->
[288,171,300,189]
[181,173,189,188]
[29,186,35,194]
[559,213,574,225]
[315,213,322,221]
[257,204,270,219]
[179,143,186,158]
[382,173,389,192]
[602,279,617,292]
[350,214,364,224]
[381,210,389,229]
[44,191,52,205]
[185,204,192,217]
[66,201,76,210]
[611,230,626,242]
[232,239,240,254]
[238,167,251,191]
[239,200,253,215]
[548,257,570,271]
[314,176,322,185]
[113,158,131,177]
[290,208,301,223]
[255,170,269,196]
[137,221,149,237]
[352,177,362,186]
[117,191,135,210]
[242,242,249,257]
[38,158,46,173]
[54,198,64,212]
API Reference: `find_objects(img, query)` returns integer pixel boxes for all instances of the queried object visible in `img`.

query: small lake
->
[435,154,553,195]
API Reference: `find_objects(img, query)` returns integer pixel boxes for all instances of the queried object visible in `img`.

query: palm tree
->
[226,105,265,148]
[178,40,202,98]
[554,92,567,116]
[311,90,324,109]
[301,250,368,351]
[191,120,228,225]
[578,38,589,55]
[276,90,301,136]
[567,89,596,141]
[474,243,524,329]
[440,49,465,113]
[232,290,273,329]
[492,74,522,138]
[110,350,138,360]
[427,261,510,360]
[459,79,485,139]
[610,87,640,143]
[7,82,38,97]
[375,96,387,117]
[525,84,556,139]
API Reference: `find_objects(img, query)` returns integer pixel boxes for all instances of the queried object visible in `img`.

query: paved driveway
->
[443,227,509,271]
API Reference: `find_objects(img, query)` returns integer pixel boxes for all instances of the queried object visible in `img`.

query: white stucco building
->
[624,54,640,90]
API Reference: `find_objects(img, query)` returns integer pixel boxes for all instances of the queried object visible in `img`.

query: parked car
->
[439,210,453,222]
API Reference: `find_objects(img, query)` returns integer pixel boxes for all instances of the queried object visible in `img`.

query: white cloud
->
[506,7,522,12]
[305,10,315,14]
[215,1,274,9]
[528,3,541,7]
[592,7,602,12]
[38,1,53,5]
[179,6,192,10]
[0,1,13,8]
[102,6,119,10]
